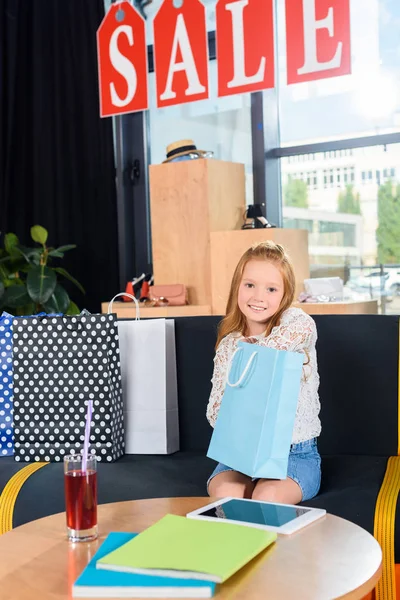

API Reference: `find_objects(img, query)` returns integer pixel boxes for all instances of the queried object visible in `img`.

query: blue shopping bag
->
[207,341,304,480]
[0,313,14,456]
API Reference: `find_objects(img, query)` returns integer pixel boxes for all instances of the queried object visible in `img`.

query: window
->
[281,144,400,279]
[147,63,254,204]
[283,218,314,233]
[277,0,400,146]
[319,221,357,247]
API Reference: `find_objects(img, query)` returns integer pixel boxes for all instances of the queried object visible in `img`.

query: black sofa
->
[1,314,399,559]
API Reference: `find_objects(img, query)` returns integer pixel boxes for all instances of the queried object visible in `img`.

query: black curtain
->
[0,0,119,312]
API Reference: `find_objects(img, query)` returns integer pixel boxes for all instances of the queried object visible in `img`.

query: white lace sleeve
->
[206,336,233,428]
[258,309,317,353]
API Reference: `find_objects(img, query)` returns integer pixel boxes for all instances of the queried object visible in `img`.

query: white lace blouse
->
[206,307,321,444]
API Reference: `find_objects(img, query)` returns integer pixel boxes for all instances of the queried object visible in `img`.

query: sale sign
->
[96,0,352,117]
[97,1,148,117]
[152,0,209,108]
[216,0,275,97]
[285,0,351,84]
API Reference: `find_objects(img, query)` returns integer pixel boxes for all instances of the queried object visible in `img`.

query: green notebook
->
[96,514,276,584]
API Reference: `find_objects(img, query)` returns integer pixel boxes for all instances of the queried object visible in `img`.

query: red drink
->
[64,470,97,530]
[64,454,98,542]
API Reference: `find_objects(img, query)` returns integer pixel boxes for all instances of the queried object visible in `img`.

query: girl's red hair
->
[216,241,296,348]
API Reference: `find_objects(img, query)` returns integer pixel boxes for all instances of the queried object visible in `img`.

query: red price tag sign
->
[216,0,275,97]
[285,0,351,84]
[153,0,209,108]
[97,1,148,117]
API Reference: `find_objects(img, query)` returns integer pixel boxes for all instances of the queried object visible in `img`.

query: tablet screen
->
[200,499,310,527]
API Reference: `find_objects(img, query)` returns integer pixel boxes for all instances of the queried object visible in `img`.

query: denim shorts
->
[207,438,321,502]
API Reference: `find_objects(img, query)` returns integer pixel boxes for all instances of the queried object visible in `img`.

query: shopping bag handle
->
[226,348,257,388]
[108,293,140,320]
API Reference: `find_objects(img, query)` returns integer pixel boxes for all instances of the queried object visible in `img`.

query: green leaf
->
[0,281,4,299]
[7,257,29,272]
[55,245,76,253]
[31,225,48,245]
[12,304,35,316]
[8,259,30,273]
[0,263,10,280]
[0,256,12,265]
[4,233,19,254]
[43,284,70,314]
[13,245,37,263]
[53,267,85,295]
[48,250,64,258]
[65,300,80,315]
[26,265,57,304]
[3,284,31,307]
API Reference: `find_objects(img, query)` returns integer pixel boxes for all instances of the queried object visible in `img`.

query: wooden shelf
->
[102,303,212,319]
[294,300,378,315]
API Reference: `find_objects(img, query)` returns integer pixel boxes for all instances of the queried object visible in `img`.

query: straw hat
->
[163,139,210,163]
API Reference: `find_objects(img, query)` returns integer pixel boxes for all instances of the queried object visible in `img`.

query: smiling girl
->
[206,241,321,504]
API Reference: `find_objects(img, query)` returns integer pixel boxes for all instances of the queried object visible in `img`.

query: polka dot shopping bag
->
[0,313,14,456]
[12,313,124,463]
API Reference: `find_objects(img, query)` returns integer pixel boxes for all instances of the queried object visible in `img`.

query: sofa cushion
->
[314,315,399,457]
[302,455,387,535]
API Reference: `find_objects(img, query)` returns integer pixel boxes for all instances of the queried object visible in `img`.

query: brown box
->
[149,159,246,306]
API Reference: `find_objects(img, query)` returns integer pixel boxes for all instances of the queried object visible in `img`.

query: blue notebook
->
[72,532,216,598]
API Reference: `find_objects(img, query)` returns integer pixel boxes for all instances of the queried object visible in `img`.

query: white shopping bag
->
[108,294,179,454]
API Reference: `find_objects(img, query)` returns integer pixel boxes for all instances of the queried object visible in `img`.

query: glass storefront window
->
[277,0,400,146]
[281,143,400,313]
[147,52,253,205]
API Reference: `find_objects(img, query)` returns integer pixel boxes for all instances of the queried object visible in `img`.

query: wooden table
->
[0,497,382,600]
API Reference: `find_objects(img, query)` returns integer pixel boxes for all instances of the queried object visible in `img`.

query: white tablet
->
[187,497,326,535]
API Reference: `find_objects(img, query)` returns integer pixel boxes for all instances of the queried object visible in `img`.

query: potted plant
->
[0,225,84,315]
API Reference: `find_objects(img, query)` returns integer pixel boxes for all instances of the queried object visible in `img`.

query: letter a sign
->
[153,0,209,108]
[97,1,148,117]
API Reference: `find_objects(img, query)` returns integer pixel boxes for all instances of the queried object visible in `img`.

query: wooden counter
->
[102,303,212,318]
[294,300,378,315]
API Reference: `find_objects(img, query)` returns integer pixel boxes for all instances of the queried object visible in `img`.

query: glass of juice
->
[64,454,98,542]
